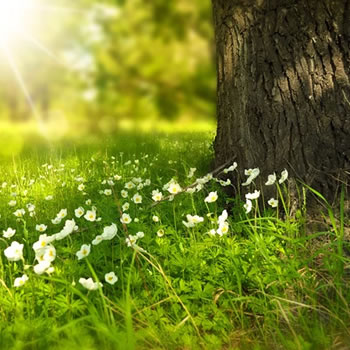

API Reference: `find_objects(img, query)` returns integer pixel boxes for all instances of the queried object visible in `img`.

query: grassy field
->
[0,131,349,350]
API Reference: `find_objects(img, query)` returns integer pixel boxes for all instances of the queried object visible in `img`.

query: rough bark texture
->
[212,0,350,199]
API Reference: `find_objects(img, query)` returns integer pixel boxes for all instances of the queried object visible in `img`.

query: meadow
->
[0,131,349,350]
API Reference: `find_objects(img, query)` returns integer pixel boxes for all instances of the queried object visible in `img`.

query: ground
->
[0,131,349,350]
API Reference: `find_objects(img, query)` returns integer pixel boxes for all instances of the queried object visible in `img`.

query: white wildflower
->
[14,274,29,287]
[105,272,118,285]
[268,198,279,208]
[279,169,288,184]
[79,277,102,290]
[204,191,218,203]
[243,199,253,214]
[265,173,276,186]
[101,223,118,240]
[242,168,260,186]
[84,210,96,222]
[3,227,16,239]
[245,190,260,200]
[4,241,24,261]
[76,244,91,260]
[75,207,85,218]
[120,213,132,224]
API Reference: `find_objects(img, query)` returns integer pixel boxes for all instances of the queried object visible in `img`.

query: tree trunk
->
[212,0,350,199]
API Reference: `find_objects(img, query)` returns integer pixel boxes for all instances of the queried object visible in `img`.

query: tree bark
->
[212,0,350,199]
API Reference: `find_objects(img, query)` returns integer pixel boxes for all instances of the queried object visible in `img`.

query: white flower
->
[268,198,279,208]
[196,183,203,192]
[36,224,47,232]
[8,200,17,207]
[208,229,217,236]
[92,235,103,245]
[136,231,144,239]
[45,195,53,201]
[197,174,213,184]
[57,209,68,219]
[152,190,163,202]
[243,199,252,214]
[265,173,276,186]
[204,191,218,203]
[14,274,29,287]
[125,181,135,190]
[114,174,122,180]
[78,184,85,191]
[104,189,112,196]
[13,209,25,218]
[75,207,85,218]
[279,169,288,184]
[27,203,35,213]
[55,219,77,240]
[101,223,118,240]
[34,260,52,275]
[84,210,96,222]
[157,229,165,237]
[85,199,92,205]
[33,234,55,251]
[183,214,204,228]
[223,162,238,174]
[219,179,231,187]
[51,217,61,225]
[152,215,159,223]
[186,187,196,194]
[218,210,228,224]
[126,235,138,247]
[187,167,197,178]
[120,213,132,224]
[4,241,24,261]
[242,168,260,186]
[132,193,142,204]
[167,182,182,195]
[217,221,229,236]
[79,277,102,290]
[122,202,130,211]
[3,227,16,239]
[245,190,260,200]
[76,244,91,260]
[105,272,118,285]
[38,245,56,263]
[121,190,128,198]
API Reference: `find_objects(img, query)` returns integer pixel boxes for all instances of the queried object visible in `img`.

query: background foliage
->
[0,0,216,135]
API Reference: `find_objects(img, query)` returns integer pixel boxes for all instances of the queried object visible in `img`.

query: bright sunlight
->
[0,0,37,45]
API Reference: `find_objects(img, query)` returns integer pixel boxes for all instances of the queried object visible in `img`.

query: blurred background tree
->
[0,0,215,136]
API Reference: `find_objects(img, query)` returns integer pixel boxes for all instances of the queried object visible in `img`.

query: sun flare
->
[0,0,37,45]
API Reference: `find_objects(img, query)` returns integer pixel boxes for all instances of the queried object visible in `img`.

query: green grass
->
[0,131,349,350]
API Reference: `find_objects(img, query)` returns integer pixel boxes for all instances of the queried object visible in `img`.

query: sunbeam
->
[19,32,69,68]
[0,0,82,135]
[2,45,44,129]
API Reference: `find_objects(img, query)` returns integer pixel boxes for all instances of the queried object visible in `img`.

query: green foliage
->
[0,132,349,349]
[0,0,215,130]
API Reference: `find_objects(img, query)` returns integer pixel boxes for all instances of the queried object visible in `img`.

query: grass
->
[0,130,349,350]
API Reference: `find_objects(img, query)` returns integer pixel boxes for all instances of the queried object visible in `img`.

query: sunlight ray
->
[19,31,69,68]
[2,45,43,127]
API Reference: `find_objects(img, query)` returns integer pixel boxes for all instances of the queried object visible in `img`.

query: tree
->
[212,0,350,199]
